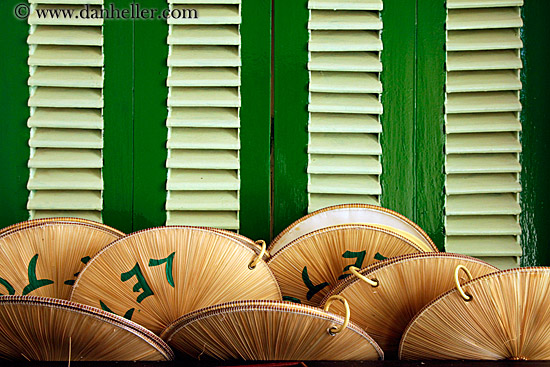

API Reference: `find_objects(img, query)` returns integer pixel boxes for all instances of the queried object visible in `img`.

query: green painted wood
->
[416,0,446,250]
[273,0,309,238]
[520,3,550,266]
[103,0,134,233]
[0,3,30,228]
[379,0,416,221]
[239,0,272,241]
[133,1,168,230]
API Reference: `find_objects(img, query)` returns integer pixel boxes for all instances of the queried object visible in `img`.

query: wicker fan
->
[0,222,123,300]
[269,204,437,255]
[400,267,550,360]
[321,253,498,357]
[0,296,173,361]
[160,298,383,361]
[70,226,281,334]
[0,218,124,238]
[267,224,431,306]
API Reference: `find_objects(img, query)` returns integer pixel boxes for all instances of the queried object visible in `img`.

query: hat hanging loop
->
[323,295,350,336]
[349,266,379,288]
[455,265,474,302]
[249,240,267,270]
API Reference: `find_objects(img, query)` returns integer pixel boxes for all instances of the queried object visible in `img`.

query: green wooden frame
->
[0,1,30,228]
[240,0,272,241]
[0,1,30,229]
[103,0,134,233]
[520,1,550,266]
[273,0,309,237]
[414,0,446,250]
[382,0,446,250]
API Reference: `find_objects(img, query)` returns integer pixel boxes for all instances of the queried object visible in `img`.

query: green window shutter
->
[27,1,104,222]
[166,1,241,229]
[445,0,523,269]
[307,0,383,212]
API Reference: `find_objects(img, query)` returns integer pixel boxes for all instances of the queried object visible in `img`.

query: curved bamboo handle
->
[349,266,379,287]
[249,240,267,270]
[454,265,473,301]
[323,295,350,336]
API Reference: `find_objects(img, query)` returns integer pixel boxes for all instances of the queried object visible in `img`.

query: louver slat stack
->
[166,0,242,230]
[27,0,104,222]
[445,0,524,269]
[307,0,383,212]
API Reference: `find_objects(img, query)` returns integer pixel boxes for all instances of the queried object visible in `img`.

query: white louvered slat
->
[309,52,382,72]
[309,113,381,133]
[28,169,103,190]
[166,1,242,229]
[29,149,102,168]
[309,194,379,213]
[28,26,103,46]
[29,5,103,26]
[445,1,523,268]
[28,108,103,129]
[167,107,239,128]
[307,2,383,213]
[308,0,383,11]
[447,50,522,71]
[28,191,102,211]
[309,11,382,30]
[167,150,239,169]
[29,46,103,67]
[27,2,104,221]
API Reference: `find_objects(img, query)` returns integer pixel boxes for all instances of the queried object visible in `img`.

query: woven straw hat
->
[0,218,124,238]
[400,267,550,360]
[70,226,281,334]
[321,253,498,357]
[161,298,383,361]
[269,204,437,255]
[0,222,123,299]
[267,224,432,306]
[0,296,174,361]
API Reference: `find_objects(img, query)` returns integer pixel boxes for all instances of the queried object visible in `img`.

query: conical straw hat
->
[0,296,174,361]
[160,298,383,361]
[0,218,125,238]
[70,226,282,334]
[0,222,123,300]
[321,253,498,357]
[400,267,550,360]
[267,224,428,306]
[269,204,437,255]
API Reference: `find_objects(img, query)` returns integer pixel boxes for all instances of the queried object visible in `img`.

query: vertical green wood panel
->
[273,0,309,237]
[520,3,550,266]
[240,0,272,241]
[380,0,416,220]
[0,3,29,228]
[416,0,446,250]
[133,3,168,230]
[103,0,134,233]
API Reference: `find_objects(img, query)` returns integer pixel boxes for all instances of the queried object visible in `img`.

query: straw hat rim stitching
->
[267,223,426,265]
[161,300,383,358]
[398,266,550,358]
[0,295,175,360]
[269,204,437,253]
[321,253,499,306]
[69,225,282,302]
[0,220,124,240]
